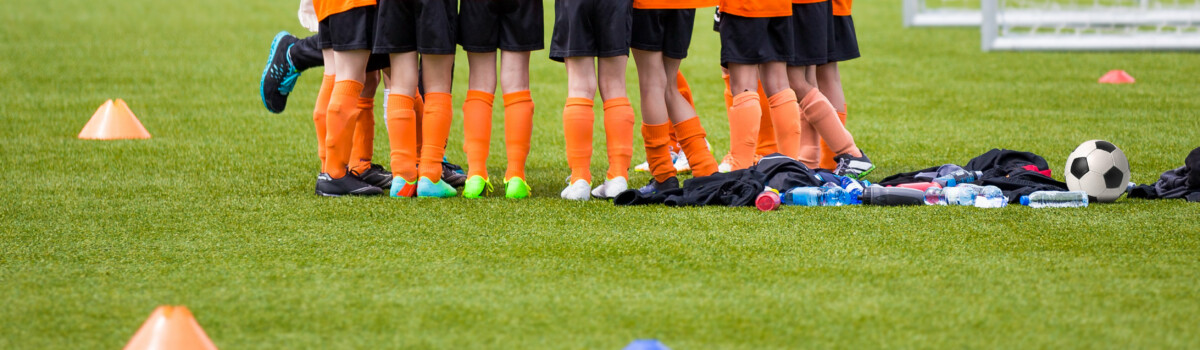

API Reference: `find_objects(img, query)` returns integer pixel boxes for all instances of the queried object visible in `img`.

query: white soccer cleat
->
[634,161,651,172]
[673,151,691,174]
[718,153,734,173]
[561,179,592,201]
[591,176,628,199]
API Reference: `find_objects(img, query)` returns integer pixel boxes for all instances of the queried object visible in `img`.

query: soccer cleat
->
[591,176,628,199]
[560,179,592,201]
[260,31,301,114]
[718,153,734,173]
[504,177,532,199]
[350,163,393,189]
[442,161,468,188]
[637,176,680,195]
[634,151,681,173]
[462,175,493,198]
[316,173,384,197]
[416,177,457,198]
[389,177,417,197]
[834,151,875,180]
[634,161,651,172]
[673,150,691,174]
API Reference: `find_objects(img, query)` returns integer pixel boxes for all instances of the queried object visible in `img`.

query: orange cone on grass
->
[123,306,218,350]
[79,99,151,140]
[1098,70,1135,84]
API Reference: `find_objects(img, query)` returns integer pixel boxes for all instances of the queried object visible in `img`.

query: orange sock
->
[313,74,335,169]
[563,97,595,183]
[817,108,848,170]
[603,97,636,180]
[799,89,859,167]
[385,94,418,181]
[418,92,453,181]
[673,117,719,177]
[503,91,534,181]
[669,71,695,152]
[322,80,365,179]
[727,91,762,170]
[768,89,803,160]
[756,84,778,156]
[349,97,375,174]
[462,90,494,178]
[642,122,675,182]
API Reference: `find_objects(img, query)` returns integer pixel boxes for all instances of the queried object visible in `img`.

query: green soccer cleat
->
[390,177,417,198]
[504,177,532,199]
[462,175,493,199]
[417,177,457,198]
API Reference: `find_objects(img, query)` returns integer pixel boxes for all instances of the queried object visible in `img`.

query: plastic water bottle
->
[934,170,984,187]
[943,186,978,206]
[924,187,946,205]
[821,183,849,206]
[835,176,865,205]
[974,185,1007,208]
[756,188,781,211]
[781,187,821,206]
[1020,191,1089,208]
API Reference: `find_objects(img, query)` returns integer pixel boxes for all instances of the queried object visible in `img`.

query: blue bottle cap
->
[1019,196,1030,206]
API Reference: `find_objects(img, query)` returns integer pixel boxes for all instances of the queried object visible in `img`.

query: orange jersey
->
[793,0,827,4]
[313,0,376,21]
[832,0,852,16]
[635,0,719,9]
[719,0,792,18]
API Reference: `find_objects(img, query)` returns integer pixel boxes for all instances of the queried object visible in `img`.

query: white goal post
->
[981,0,1200,51]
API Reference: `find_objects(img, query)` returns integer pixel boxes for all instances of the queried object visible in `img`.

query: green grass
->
[3,0,1199,348]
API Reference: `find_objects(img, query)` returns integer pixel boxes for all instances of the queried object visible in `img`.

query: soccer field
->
[3,0,1199,348]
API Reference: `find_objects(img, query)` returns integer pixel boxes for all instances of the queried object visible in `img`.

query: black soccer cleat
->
[350,163,394,189]
[637,176,680,195]
[260,31,302,114]
[316,173,384,197]
[441,161,468,188]
[833,151,875,180]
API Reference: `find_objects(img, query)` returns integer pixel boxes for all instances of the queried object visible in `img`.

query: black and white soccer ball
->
[1064,140,1130,203]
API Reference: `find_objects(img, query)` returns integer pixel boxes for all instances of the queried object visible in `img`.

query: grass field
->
[3,0,1199,348]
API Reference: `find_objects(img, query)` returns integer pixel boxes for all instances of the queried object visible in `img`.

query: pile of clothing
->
[1128,147,1200,202]
[879,149,1067,203]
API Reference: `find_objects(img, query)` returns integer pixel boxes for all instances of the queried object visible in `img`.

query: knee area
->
[731,91,760,109]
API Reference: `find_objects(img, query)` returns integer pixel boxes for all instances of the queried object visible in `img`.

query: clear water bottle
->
[924,186,946,205]
[974,185,1007,208]
[781,187,823,206]
[943,186,978,206]
[934,170,984,187]
[1020,191,1089,208]
[821,183,849,206]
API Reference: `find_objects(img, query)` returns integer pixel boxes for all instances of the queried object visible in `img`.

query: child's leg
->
[798,87,861,167]
[463,51,498,179]
[499,50,534,182]
[760,62,802,162]
[662,58,717,177]
[632,49,677,183]
[563,57,598,184]
[416,54,456,182]
[313,49,336,170]
[323,49,371,179]
[598,55,635,182]
[723,70,777,158]
[386,53,420,183]
[669,71,694,152]
[816,62,848,169]
[726,63,764,170]
[349,71,380,175]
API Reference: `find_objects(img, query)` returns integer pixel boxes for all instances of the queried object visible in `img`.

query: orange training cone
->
[79,99,152,140]
[124,306,218,350]
[1098,70,1135,84]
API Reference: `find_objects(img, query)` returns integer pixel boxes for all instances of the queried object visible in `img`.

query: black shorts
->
[828,15,860,62]
[317,6,377,51]
[719,14,794,66]
[459,0,544,52]
[788,2,830,67]
[549,0,633,62]
[373,0,458,55]
[631,8,696,60]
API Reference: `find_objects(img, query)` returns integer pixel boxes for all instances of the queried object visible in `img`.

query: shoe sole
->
[260,31,289,114]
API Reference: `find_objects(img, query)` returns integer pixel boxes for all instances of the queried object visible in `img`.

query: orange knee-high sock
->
[323,80,365,179]
[386,94,418,182]
[817,108,849,170]
[503,91,534,181]
[563,97,595,184]
[727,91,762,170]
[313,74,336,169]
[669,71,696,152]
[673,117,718,177]
[349,97,376,174]
[756,84,778,156]
[462,90,494,178]
[418,92,453,181]
[799,89,860,167]
[768,89,803,160]
[642,122,676,182]
[603,97,636,180]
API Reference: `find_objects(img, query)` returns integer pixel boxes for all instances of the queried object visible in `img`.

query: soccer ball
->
[1064,140,1130,203]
